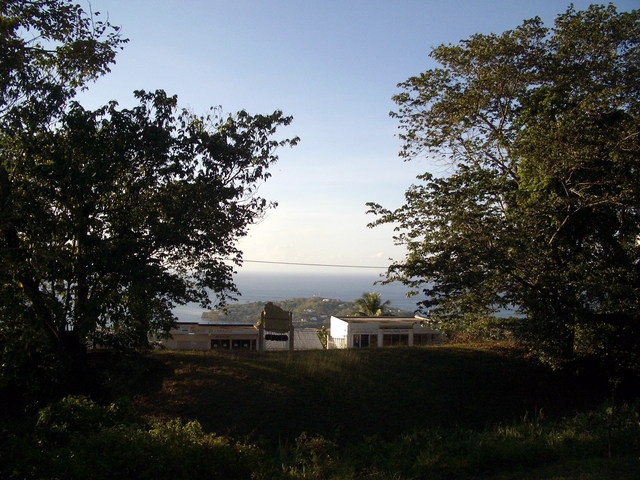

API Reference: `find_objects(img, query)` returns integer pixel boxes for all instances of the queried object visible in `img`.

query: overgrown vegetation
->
[0,0,297,393]
[1,3,638,478]
[137,346,606,441]
[1,346,638,479]
[0,396,264,480]
[368,3,640,376]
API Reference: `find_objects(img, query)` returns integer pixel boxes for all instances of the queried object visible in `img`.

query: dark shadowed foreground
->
[136,345,603,443]
[2,344,638,480]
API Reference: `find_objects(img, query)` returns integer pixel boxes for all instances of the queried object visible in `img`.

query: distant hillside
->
[201,297,414,327]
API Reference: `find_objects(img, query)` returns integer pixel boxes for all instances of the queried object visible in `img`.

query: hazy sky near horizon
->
[79,0,637,274]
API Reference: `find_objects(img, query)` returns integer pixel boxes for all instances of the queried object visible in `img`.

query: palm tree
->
[352,292,392,317]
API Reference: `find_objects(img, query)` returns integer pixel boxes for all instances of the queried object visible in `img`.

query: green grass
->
[135,344,603,444]
[4,343,638,479]
[129,344,638,478]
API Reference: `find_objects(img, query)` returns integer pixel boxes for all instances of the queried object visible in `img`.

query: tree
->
[2,92,296,351]
[1,0,125,394]
[0,1,297,392]
[352,292,392,317]
[0,0,125,122]
[316,326,329,349]
[368,5,639,371]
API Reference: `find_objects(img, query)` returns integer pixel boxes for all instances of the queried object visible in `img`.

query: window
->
[212,338,256,350]
[232,339,254,350]
[353,334,377,348]
[211,339,228,349]
[413,334,433,346]
[383,334,409,347]
[211,339,231,349]
[265,334,289,341]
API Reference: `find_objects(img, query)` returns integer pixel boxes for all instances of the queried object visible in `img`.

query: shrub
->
[2,396,264,480]
[0,321,66,410]
[281,432,339,479]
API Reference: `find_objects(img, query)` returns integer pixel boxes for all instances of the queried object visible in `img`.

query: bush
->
[0,321,67,411]
[2,397,639,480]
[2,396,264,480]
[35,395,124,444]
[283,432,339,479]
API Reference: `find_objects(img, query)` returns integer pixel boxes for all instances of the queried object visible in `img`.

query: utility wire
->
[242,259,390,269]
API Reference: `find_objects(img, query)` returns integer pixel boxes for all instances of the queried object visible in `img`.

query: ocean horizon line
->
[173,270,424,323]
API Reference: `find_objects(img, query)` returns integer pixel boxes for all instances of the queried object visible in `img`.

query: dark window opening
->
[383,334,409,347]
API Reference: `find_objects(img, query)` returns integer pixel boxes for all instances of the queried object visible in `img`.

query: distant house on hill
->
[161,322,323,351]
[329,316,441,349]
[162,323,260,351]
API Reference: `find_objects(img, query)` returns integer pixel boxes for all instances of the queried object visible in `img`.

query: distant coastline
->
[173,270,425,323]
[200,296,414,328]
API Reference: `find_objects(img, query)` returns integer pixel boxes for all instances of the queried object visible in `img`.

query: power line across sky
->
[242,259,389,269]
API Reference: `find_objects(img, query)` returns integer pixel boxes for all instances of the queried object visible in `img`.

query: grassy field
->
[105,343,638,479]
[4,343,639,479]
[132,344,604,443]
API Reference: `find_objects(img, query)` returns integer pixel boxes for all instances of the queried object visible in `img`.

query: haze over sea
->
[173,270,425,323]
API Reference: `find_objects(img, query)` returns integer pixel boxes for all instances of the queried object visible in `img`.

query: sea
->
[172,270,427,323]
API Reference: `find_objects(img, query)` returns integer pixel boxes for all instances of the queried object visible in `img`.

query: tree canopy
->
[352,292,392,317]
[0,0,125,122]
[368,4,639,371]
[0,0,297,393]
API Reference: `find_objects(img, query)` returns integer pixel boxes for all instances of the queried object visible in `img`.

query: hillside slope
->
[201,296,414,326]
[135,345,603,444]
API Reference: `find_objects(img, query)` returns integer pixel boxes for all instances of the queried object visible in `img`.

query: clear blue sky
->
[79,0,638,274]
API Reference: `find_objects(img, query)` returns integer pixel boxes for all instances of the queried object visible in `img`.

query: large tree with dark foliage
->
[368,5,639,372]
[0,1,297,392]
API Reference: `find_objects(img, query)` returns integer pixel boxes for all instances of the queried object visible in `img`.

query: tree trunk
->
[0,164,61,349]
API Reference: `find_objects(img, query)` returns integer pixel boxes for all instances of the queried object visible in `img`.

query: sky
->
[78,0,638,274]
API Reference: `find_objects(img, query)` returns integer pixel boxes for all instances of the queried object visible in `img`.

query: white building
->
[329,316,442,349]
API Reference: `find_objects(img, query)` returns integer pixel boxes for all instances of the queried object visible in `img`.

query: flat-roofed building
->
[329,316,441,349]
[163,322,259,351]
[161,322,324,351]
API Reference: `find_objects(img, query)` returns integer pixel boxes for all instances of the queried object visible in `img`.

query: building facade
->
[329,316,442,349]
[162,322,260,351]
[161,322,323,351]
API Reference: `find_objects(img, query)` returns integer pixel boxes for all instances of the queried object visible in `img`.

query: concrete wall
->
[329,316,442,349]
